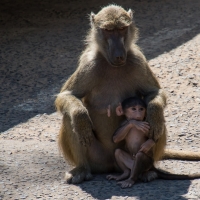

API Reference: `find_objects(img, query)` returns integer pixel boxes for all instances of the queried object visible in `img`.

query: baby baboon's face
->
[124,105,146,121]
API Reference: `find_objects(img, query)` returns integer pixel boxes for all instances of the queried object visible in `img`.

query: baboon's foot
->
[107,171,130,181]
[65,167,93,184]
[139,170,158,182]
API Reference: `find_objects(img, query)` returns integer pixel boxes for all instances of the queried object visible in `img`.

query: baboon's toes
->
[140,171,158,182]
[85,171,93,181]
[65,172,73,184]
[65,167,93,184]
[71,172,85,184]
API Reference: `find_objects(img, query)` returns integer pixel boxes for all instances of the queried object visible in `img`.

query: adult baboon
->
[55,5,200,184]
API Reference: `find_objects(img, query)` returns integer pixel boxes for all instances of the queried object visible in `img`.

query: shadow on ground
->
[1,142,191,200]
[1,139,194,199]
[78,175,190,199]
[0,0,200,133]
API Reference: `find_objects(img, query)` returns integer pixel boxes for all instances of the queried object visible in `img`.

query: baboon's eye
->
[118,27,127,30]
[104,28,113,32]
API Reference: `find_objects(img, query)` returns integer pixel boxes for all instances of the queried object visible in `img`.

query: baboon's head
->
[90,5,138,67]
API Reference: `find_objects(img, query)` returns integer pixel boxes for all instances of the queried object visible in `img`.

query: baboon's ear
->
[116,104,124,116]
[127,9,134,19]
[90,12,95,26]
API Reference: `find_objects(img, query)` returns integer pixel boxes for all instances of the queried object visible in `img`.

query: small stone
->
[178,133,186,136]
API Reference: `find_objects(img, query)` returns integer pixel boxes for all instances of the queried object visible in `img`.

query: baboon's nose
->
[112,49,126,66]
[116,56,125,62]
[115,56,126,65]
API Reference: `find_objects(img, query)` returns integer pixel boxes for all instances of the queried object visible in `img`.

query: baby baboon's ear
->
[90,12,95,27]
[127,9,134,19]
[116,104,124,116]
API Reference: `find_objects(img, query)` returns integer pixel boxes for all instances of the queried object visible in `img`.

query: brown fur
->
[163,149,200,161]
[55,5,200,184]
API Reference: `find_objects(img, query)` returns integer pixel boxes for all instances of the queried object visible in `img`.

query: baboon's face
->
[91,5,134,67]
[101,27,127,67]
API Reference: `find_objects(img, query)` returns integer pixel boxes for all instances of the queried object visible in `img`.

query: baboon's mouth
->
[110,61,126,67]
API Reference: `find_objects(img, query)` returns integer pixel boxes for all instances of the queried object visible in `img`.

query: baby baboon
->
[55,5,200,184]
[106,97,155,188]
[106,97,200,188]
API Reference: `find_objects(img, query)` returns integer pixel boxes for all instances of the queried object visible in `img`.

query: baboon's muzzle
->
[108,36,127,67]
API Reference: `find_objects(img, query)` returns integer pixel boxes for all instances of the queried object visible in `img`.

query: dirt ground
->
[0,0,200,199]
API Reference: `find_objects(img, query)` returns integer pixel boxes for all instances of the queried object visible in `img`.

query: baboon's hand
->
[146,116,162,139]
[72,109,93,146]
[146,104,165,141]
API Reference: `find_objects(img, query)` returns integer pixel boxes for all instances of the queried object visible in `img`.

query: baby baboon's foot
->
[115,171,130,181]
[117,179,135,189]
[139,170,158,182]
[107,171,130,181]
[106,174,118,180]
[65,167,93,184]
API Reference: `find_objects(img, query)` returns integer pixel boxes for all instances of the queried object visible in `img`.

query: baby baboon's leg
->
[117,151,153,188]
[107,149,133,181]
[130,151,153,182]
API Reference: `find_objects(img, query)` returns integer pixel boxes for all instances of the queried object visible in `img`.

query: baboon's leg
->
[58,115,90,184]
[59,115,115,184]
[130,151,153,181]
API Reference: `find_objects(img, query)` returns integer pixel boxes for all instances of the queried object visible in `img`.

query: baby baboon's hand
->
[72,109,94,146]
[139,139,155,153]
[130,120,150,133]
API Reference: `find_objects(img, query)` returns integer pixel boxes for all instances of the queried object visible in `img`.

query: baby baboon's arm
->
[113,122,132,143]
[139,139,155,154]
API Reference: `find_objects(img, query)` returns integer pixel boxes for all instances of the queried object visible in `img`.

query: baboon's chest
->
[84,73,138,113]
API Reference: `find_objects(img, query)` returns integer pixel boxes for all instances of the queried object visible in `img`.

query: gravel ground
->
[0,0,200,199]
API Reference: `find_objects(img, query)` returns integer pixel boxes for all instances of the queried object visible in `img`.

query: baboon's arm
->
[141,65,167,142]
[55,64,96,146]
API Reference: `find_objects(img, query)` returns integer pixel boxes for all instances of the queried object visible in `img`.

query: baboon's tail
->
[154,168,200,180]
[163,149,200,161]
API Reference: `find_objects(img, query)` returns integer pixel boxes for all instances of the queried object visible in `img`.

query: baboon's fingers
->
[65,172,73,184]
[106,175,116,180]
[79,136,91,146]
[71,171,85,184]
[79,131,94,146]
[85,172,93,181]
[142,123,150,129]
